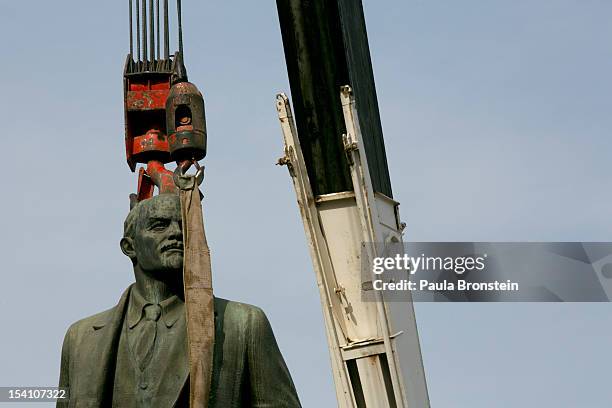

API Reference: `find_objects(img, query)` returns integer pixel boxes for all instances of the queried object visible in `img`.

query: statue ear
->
[120,237,136,260]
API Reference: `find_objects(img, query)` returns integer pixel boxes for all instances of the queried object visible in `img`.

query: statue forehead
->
[138,194,181,220]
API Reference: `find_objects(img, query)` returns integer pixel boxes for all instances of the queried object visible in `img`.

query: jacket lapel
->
[78,286,132,406]
[166,298,223,408]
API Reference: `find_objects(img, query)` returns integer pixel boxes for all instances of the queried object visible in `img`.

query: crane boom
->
[275,1,430,405]
[276,89,429,407]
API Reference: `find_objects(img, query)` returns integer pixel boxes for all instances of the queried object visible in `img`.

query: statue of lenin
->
[57,194,302,407]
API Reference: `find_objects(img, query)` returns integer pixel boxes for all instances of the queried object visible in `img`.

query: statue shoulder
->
[67,307,116,333]
[61,307,113,350]
[214,297,271,333]
[63,287,132,340]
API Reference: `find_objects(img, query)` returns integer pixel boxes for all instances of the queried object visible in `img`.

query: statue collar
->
[126,286,183,329]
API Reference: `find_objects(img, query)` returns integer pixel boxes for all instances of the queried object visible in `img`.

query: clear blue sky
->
[0,1,611,406]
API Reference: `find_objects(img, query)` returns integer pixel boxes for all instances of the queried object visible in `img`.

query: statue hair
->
[124,200,146,240]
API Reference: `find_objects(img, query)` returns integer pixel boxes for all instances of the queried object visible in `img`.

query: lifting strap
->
[177,169,214,408]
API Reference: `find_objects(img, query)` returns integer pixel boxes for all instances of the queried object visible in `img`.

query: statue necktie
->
[133,304,162,371]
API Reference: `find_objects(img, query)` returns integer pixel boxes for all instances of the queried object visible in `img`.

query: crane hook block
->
[166,81,207,162]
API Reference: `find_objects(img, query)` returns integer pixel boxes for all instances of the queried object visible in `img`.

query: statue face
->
[124,195,184,276]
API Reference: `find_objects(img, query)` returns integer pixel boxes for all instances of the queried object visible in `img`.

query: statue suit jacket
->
[57,285,302,407]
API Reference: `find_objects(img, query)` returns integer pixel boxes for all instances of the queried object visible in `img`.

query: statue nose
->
[168,221,183,237]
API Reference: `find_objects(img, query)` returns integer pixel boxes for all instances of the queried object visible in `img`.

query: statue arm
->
[246,307,302,408]
[56,326,72,408]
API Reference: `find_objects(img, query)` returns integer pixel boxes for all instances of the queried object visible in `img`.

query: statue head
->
[120,194,183,279]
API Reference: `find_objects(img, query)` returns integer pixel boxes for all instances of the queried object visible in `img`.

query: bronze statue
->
[57,194,302,407]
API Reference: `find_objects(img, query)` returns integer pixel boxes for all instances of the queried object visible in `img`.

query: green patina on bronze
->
[58,195,301,407]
